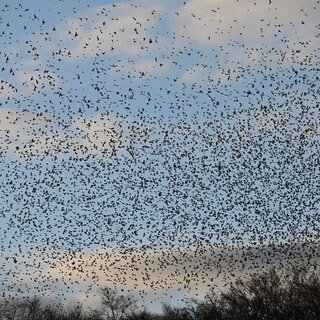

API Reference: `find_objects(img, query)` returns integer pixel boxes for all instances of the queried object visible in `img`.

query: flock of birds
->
[0,0,319,310]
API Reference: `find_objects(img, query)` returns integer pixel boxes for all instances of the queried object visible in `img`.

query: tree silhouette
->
[161,303,192,320]
[220,268,283,319]
[220,266,320,320]
[85,307,104,320]
[281,267,320,320]
[99,287,137,320]
[65,302,85,320]
[0,266,319,320]
[187,288,223,320]
[125,309,160,320]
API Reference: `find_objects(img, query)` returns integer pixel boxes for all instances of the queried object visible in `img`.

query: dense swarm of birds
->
[0,0,319,309]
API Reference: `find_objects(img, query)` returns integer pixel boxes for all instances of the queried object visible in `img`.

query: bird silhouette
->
[0,0,319,311]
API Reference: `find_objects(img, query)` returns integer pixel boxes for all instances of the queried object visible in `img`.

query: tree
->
[125,309,157,320]
[0,297,42,320]
[42,305,63,320]
[282,266,320,320]
[85,308,104,320]
[221,268,284,320]
[219,266,320,320]
[25,297,42,320]
[99,287,137,320]
[161,303,192,320]
[187,288,223,320]
[65,302,85,320]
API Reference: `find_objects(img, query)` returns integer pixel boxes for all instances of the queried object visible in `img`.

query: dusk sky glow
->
[0,0,319,313]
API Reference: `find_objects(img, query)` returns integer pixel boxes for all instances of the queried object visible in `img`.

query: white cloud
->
[0,69,59,101]
[54,3,167,59]
[71,115,126,156]
[16,70,58,97]
[43,240,320,308]
[18,70,57,89]
[180,65,209,84]
[0,109,71,159]
[135,58,170,76]
[0,79,18,98]
[171,0,318,48]
[2,240,319,310]
[0,109,135,159]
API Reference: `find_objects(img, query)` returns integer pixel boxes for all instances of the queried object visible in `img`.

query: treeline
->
[1,267,320,320]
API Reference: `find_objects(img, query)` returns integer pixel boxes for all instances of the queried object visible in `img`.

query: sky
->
[0,0,319,313]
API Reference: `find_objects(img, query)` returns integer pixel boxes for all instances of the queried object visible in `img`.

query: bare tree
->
[161,303,192,320]
[41,305,63,320]
[99,287,137,320]
[25,297,42,320]
[221,268,284,320]
[187,288,223,320]
[85,307,104,320]
[65,302,85,320]
[125,309,156,320]
[0,298,26,320]
[218,266,320,320]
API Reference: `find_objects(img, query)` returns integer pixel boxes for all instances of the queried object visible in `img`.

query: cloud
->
[171,0,318,47]
[2,239,319,311]
[0,69,59,102]
[30,240,320,309]
[0,109,91,159]
[70,114,128,156]
[0,109,137,159]
[135,58,170,76]
[180,64,210,84]
[17,70,58,94]
[0,79,18,98]
[54,3,167,59]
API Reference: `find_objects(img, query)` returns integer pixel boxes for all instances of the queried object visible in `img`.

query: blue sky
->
[0,0,319,313]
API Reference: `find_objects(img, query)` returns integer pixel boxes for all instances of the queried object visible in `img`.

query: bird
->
[0,0,318,312]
